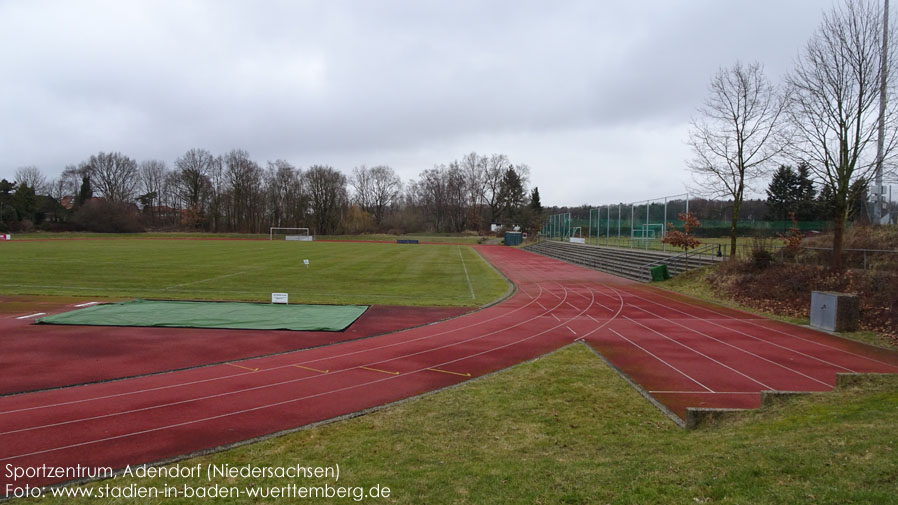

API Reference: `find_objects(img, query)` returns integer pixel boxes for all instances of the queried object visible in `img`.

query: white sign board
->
[271,292,289,304]
[1,234,10,240]
[303,259,310,267]
[569,237,586,244]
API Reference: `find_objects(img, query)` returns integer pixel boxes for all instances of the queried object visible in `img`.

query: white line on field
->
[16,312,45,320]
[457,246,476,300]
[164,270,249,290]
[74,302,99,307]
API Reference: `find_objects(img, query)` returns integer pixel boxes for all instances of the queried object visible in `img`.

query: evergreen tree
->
[847,179,869,223]
[817,183,836,220]
[77,175,93,207]
[12,183,37,222]
[497,167,525,224]
[765,165,801,221]
[529,187,542,213]
[0,179,17,230]
[795,162,817,220]
[766,163,818,223]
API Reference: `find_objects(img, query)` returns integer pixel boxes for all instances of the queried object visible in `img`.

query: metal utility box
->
[810,291,860,332]
[650,264,670,282]
[504,232,523,246]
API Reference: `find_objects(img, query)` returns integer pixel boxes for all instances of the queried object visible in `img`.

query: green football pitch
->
[0,239,509,306]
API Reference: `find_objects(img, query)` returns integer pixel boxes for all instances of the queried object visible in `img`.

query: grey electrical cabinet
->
[810,291,859,332]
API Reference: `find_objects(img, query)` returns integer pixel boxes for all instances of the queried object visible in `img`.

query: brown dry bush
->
[708,260,898,344]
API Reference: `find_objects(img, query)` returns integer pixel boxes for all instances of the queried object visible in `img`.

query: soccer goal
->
[269,227,313,241]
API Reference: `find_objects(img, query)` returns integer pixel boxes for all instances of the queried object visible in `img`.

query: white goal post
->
[269,227,313,241]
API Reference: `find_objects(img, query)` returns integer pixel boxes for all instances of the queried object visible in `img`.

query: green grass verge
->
[0,239,506,306]
[28,345,898,504]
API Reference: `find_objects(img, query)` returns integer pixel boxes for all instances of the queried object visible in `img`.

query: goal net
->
[269,227,313,241]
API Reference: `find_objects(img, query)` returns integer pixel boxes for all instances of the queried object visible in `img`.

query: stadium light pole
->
[875,0,890,225]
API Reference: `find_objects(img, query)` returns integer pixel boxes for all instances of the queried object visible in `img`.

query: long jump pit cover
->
[36,299,368,332]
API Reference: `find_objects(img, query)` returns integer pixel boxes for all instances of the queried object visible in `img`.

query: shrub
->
[749,237,776,270]
[72,199,145,233]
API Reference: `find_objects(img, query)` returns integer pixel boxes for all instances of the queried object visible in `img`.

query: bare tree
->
[53,164,87,201]
[689,61,787,258]
[416,166,449,232]
[349,165,401,227]
[223,149,264,232]
[459,152,485,230]
[175,148,215,213]
[85,152,139,203]
[349,165,373,211]
[265,160,303,227]
[482,153,510,225]
[305,165,347,235]
[14,166,49,194]
[138,160,168,222]
[787,0,898,269]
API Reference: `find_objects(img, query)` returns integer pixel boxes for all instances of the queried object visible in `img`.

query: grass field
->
[30,344,898,505]
[10,232,487,244]
[0,239,507,306]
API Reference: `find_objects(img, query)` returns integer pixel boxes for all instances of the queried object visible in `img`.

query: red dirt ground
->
[0,299,469,395]
[1,245,897,493]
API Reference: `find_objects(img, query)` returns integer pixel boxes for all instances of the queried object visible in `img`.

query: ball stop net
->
[36,299,368,332]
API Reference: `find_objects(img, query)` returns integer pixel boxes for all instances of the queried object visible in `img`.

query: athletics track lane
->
[0,301,469,395]
[2,246,898,492]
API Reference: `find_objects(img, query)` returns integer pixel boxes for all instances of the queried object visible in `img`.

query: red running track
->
[0,298,469,395]
[2,246,897,492]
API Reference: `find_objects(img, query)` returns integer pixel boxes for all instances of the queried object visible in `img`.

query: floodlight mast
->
[875,0,890,224]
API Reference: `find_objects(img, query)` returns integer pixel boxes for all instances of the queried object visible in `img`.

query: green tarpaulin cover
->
[36,299,368,332]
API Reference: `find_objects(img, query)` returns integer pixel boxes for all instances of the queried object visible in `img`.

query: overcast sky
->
[0,0,834,206]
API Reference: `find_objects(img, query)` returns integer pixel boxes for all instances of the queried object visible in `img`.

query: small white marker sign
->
[303,259,310,268]
[271,292,289,304]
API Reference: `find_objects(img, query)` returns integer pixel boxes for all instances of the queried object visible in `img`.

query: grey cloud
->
[0,0,827,204]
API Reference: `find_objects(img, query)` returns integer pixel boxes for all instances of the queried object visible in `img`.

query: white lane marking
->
[627,303,833,388]
[628,289,898,371]
[457,246,476,300]
[164,270,249,290]
[625,291,867,374]
[649,391,760,395]
[609,328,714,392]
[623,316,773,390]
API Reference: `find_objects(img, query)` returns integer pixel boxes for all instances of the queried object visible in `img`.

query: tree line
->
[689,0,897,269]
[0,150,541,236]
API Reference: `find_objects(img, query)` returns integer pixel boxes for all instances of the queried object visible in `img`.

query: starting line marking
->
[16,312,45,320]
[427,368,472,377]
[226,363,259,372]
[294,365,329,374]
[74,302,99,308]
[360,366,400,376]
